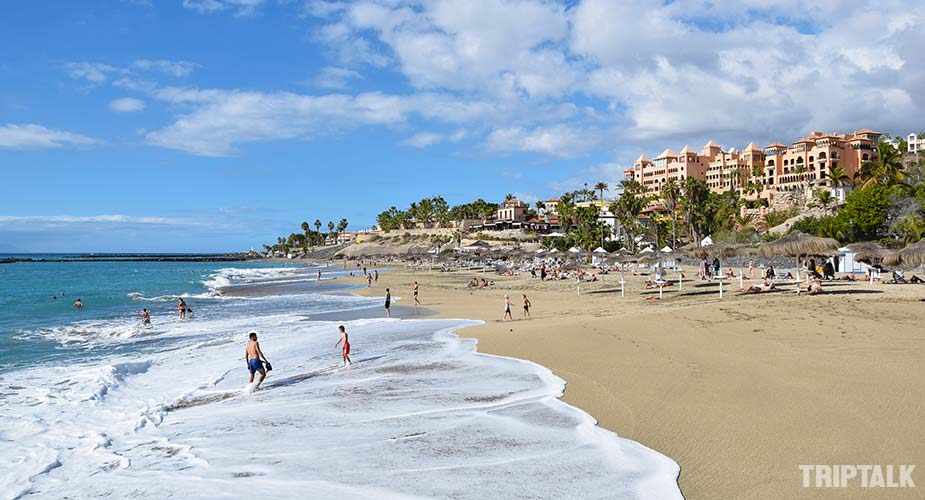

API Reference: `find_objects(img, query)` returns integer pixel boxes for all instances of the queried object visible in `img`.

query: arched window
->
[862,153,869,161]
[767,159,775,166]
[796,157,804,164]
[818,152,826,159]
[809,155,814,162]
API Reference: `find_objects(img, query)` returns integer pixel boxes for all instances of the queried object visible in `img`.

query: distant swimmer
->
[178,298,187,320]
[502,295,513,321]
[413,281,420,308]
[384,288,391,318]
[522,294,531,319]
[334,325,352,366]
[141,308,151,326]
[52,295,57,300]
[73,298,83,309]
[245,332,271,389]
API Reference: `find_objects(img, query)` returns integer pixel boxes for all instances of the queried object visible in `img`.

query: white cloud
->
[64,62,123,83]
[400,131,442,148]
[0,215,197,225]
[182,0,264,16]
[109,97,146,112]
[0,124,100,150]
[486,125,601,158]
[312,66,362,89]
[132,59,199,77]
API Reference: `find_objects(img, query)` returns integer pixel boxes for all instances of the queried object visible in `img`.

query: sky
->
[1,0,923,252]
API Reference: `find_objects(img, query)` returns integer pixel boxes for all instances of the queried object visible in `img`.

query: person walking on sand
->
[317,270,322,282]
[141,308,151,326]
[374,270,379,284]
[244,332,271,389]
[334,325,352,366]
[367,273,373,288]
[73,298,83,309]
[413,281,420,308]
[522,294,531,319]
[384,288,391,318]
[502,294,513,321]
[178,298,187,320]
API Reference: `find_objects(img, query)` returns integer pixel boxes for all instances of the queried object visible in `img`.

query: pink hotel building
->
[624,129,881,202]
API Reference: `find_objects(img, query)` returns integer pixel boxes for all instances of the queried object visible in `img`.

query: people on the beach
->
[367,273,373,287]
[334,325,352,366]
[178,298,187,320]
[245,332,271,389]
[141,308,151,326]
[522,294,531,319]
[384,288,391,317]
[374,270,378,284]
[317,270,322,282]
[413,281,420,308]
[73,298,83,309]
[502,294,513,321]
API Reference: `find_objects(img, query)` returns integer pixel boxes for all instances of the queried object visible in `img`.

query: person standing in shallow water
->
[245,332,271,389]
[413,281,420,309]
[334,325,352,366]
[178,298,187,320]
[384,288,391,318]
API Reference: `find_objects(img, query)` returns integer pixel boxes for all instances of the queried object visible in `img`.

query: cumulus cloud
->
[132,59,199,77]
[400,131,443,148]
[182,0,264,16]
[109,97,146,112]
[64,62,123,83]
[486,125,602,158]
[0,124,101,150]
[312,66,363,89]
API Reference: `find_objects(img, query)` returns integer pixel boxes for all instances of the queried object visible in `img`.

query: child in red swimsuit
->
[334,325,352,366]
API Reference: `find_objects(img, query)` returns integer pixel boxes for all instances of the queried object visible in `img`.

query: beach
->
[350,264,925,499]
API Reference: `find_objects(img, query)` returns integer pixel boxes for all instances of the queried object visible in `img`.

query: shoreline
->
[348,265,925,500]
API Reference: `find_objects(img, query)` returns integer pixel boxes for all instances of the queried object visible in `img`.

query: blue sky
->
[1,0,921,252]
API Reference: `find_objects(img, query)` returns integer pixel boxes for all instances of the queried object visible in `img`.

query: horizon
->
[2,1,923,252]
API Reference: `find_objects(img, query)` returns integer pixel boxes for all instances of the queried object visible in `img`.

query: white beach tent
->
[837,247,871,274]
[639,246,654,253]
[700,235,713,247]
[660,246,673,253]
[568,247,582,254]
[592,247,608,254]
[547,232,567,238]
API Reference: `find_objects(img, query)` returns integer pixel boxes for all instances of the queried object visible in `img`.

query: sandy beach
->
[347,263,925,499]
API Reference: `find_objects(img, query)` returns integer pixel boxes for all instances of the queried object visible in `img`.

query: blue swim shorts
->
[247,358,264,374]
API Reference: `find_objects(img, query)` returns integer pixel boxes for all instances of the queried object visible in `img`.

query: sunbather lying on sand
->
[841,273,859,281]
[738,280,776,293]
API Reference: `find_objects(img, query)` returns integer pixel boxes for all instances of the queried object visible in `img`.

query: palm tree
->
[793,163,808,204]
[327,221,335,244]
[855,141,905,188]
[814,189,834,214]
[314,219,322,234]
[662,178,681,248]
[826,166,850,188]
[594,181,608,209]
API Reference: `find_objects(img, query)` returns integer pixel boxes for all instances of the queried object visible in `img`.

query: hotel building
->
[625,129,881,203]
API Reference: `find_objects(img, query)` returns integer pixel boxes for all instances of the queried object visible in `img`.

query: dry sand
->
[346,263,925,500]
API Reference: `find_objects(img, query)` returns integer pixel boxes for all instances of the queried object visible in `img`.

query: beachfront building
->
[626,129,881,204]
[496,198,528,223]
[908,133,923,155]
[623,142,720,197]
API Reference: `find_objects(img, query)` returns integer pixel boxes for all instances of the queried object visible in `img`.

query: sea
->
[0,257,682,499]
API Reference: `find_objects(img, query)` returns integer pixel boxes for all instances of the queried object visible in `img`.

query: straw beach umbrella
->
[759,231,839,286]
[847,241,887,283]
[883,239,925,269]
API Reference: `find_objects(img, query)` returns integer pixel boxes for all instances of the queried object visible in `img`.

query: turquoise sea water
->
[0,259,306,371]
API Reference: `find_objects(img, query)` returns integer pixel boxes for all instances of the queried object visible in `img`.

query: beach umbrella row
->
[883,239,925,268]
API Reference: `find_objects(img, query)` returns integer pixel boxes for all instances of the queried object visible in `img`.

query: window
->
[796,157,804,164]
[767,159,775,166]
[862,153,869,161]
[818,152,827,159]
[809,155,814,162]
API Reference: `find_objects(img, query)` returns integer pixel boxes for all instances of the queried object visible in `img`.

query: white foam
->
[2,307,681,499]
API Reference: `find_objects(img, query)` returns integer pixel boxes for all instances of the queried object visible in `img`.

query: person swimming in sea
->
[73,298,83,309]
[141,308,151,326]
[334,325,352,366]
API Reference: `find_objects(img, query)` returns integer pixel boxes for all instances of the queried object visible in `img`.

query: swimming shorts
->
[247,358,264,374]
[342,342,351,355]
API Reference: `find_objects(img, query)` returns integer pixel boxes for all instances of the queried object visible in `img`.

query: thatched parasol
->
[690,242,747,260]
[759,231,839,283]
[846,241,887,265]
[882,239,925,269]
